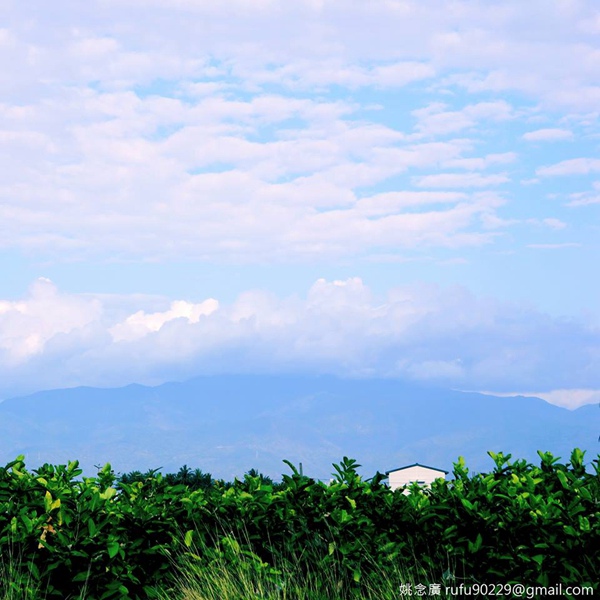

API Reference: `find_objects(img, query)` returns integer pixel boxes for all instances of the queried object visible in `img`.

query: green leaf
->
[20,514,33,534]
[578,516,590,532]
[556,470,569,489]
[99,487,116,501]
[468,533,482,553]
[107,541,120,559]
[579,486,592,501]
[564,525,578,536]
[184,530,194,548]
[460,498,474,511]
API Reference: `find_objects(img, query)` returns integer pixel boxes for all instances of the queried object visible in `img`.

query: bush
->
[0,450,597,599]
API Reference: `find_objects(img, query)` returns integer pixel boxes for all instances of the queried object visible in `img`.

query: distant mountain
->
[0,375,597,481]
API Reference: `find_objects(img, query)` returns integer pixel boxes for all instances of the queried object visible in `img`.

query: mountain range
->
[0,375,597,481]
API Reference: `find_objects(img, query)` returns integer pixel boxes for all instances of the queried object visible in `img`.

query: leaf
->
[107,541,120,559]
[460,498,474,511]
[578,516,590,532]
[184,530,194,548]
[556,470,570,489]
[20,514,33,534]
[468,533,482,553]
[579,486,592,501]
[570,448,584,469]
[100,487,116,501]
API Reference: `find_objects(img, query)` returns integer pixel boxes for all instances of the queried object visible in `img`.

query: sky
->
[0,0,599,408]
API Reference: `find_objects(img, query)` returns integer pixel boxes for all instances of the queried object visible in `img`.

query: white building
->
[386,463,448,492]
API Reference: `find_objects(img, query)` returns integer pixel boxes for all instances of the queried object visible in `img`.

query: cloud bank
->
[0,1,598,264]
[1,278,598,407]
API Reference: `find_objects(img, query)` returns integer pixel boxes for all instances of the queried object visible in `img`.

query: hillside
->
[0,375,597,479]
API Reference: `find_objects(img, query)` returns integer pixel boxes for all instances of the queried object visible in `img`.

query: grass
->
[0,562,41,600]
[166,556,460,600]
[1,542,458,600]
[159,533,458,600]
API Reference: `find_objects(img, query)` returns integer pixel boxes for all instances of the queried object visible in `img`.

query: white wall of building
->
[388,464,446,492]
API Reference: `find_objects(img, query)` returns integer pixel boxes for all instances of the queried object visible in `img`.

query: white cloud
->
[412,101,513,137]
[567,181,600,206]
[527,217,568,230]
[0,0,596,392]
[537,158,600,176]
[527,243,581,249]
[0,1,597,267]
[0,83,508,262]
[442,152,517,171]
[0,278,598,400]
[355,191,465,216]
[522,128,574,142]
[413,173,509,188]
[543,218,567,230]
[0,278,102,364]
[567,196,600,207]
[110,299,219,342]
[245,60,436,90]
[2,0,599,111]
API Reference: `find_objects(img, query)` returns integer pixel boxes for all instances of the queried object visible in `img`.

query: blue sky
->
[0,0,599,408]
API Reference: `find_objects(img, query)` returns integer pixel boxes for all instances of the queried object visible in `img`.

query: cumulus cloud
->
[0,279,102,364]
[110,299,219,342]
[0,279,598,402]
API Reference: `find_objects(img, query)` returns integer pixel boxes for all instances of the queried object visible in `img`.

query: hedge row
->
[0,450,598,598]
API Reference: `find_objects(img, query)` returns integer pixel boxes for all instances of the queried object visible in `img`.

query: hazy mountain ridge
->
[0,375,597,481]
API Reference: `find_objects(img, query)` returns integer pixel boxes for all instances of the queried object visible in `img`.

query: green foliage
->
[118,465,216,492]
[0,450,598,599]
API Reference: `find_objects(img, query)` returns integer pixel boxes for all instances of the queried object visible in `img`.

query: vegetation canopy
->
[0,450,597,599]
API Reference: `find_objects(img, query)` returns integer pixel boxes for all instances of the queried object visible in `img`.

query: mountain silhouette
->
[0,374,596,480]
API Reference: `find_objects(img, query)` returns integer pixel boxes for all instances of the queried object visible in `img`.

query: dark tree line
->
[118,464,283,491]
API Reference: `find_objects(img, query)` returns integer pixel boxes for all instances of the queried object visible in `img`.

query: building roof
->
[385,462,449,475]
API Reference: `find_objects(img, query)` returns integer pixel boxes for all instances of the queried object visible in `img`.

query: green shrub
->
[0,450,597,599]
